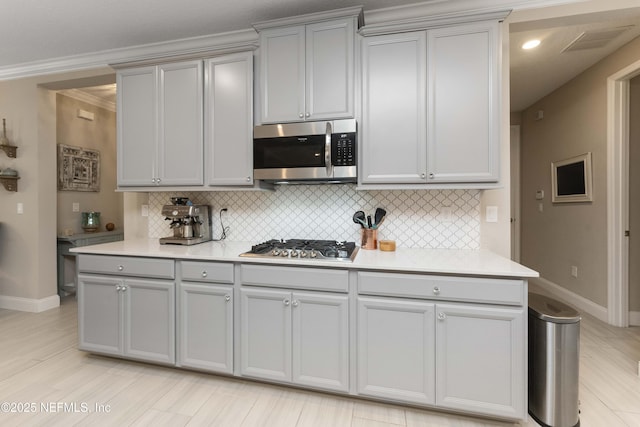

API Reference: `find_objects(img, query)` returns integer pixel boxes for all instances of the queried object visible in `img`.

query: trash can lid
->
[528,293,580,323]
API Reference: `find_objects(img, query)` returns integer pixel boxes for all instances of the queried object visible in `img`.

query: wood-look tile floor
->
[0,296,639,426]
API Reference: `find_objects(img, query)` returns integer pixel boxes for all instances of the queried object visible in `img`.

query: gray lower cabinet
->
[177,260,234,374]
[357,297,435,405]
[78,274,175,364]
[357,271,526,420]
[240,287,349,392]
[435,303,525,419]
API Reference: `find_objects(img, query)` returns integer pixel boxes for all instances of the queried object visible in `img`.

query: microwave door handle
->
[325,122,333,178]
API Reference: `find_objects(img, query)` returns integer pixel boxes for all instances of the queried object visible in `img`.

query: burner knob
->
[272,249,280,256]
[300,251,308,258]
[291,250,299,258]
[310,250,317,258]
[281,250,289,257]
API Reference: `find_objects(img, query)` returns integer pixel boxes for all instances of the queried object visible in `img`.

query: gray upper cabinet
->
[205,52,254,186]
[426,21,500,183]
[360,31,428,184]
[117,60,204,187]
[360,19,501,187]
[256,9,359,124]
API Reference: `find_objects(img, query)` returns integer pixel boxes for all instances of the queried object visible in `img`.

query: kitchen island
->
[72,239,537,422]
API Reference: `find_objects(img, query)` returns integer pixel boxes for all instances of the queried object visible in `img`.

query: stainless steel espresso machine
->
[160,198,212,245]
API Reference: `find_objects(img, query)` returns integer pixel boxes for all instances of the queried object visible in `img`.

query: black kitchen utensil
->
[367,215,372,228]
[352,211,367,228]
[374,208,386,227]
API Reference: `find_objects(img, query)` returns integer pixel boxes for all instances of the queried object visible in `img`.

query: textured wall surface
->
[147,186,481,249]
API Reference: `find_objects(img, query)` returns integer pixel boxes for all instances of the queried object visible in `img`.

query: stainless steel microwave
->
[253,119,356,184]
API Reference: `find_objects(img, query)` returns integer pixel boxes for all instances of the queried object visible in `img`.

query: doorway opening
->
[607,59,640,327]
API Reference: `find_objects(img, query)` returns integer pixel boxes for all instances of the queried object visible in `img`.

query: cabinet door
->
[435,303,525,419]
[158,60,204,186]
[305,18,354,120]
[78,274,123,356]
[427,21,500,183]
[259,26,305,123]
[360,32,427,184]
[178,283,233,374]
[117,66,157,186]
[292,292,349,392]
[357,297,435,405]
[205,52,254,186]
[123,278,176,364]
[240,288,292,382]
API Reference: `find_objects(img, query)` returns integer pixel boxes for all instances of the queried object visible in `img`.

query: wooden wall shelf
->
[0,144,17,158]
[0,176,19,191]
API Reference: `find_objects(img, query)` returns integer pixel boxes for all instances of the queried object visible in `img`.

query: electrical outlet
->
[538,203,544,213]
[486,206,498,223]
[571,266,578,278]
[440,206,452,223]
[141,204,149,217]
[72,202,80,212]
[17,202,23,214]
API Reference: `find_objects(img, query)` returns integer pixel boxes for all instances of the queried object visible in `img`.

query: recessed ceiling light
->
[522,39,541,50]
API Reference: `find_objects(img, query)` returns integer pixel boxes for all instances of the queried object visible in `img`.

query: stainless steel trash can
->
[528,293,581,427]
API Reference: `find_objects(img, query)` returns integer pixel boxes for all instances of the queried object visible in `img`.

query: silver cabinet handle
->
[201,271,208,278]
[156,178,161,184]
[283,298,290,306]
[292,300,299,307]
[421,173,426,179]
[117,265,124,271]
[225,295,231,302]
[305,112,310,118]
[438,312,446,321]
[246,176,251,182]
[299,113,304,118]
[121,285,127,292]
[116,285,122,291]
[429,173,434,179]
[433,286,440,295]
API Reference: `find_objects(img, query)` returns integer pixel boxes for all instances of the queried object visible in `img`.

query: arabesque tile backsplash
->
[148,185,481,249]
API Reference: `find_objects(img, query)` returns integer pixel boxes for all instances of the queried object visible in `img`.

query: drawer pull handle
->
[292,300,299,307]
[438,312,446,321]
[117,265,124,272]
[202,271,208,278]
[115,285,122,291]
[121,285,127,292]
[433,286,440,295]
[283,299,290,306]
[225,295,231,302]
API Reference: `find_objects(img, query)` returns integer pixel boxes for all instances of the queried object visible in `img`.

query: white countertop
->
[71,238,538,279]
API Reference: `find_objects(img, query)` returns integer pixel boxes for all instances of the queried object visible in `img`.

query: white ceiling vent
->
[562,26,634,52]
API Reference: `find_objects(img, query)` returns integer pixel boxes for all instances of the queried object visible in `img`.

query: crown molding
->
[58,88,116,112]
[362,0,583,28]
[0,28,258,81]
[253,6,364,31]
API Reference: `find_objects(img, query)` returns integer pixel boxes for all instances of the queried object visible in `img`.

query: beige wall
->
[630,76,640,311]
[520,36,640,308]
[0,68,113,305]
[56,94,122,235]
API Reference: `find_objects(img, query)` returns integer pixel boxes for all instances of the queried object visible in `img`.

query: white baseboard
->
[0,294,60,312]
[530,277,609,324]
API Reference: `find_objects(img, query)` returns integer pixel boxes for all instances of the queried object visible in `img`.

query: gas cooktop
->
[240,239,358,262]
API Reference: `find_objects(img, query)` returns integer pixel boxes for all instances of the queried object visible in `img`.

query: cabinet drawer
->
[358,272,524,306]
[181,261,234,283]
[78,255,175,279]
[241,264,348,293]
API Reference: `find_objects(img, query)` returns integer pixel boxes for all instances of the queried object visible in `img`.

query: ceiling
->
[4,0,637,113]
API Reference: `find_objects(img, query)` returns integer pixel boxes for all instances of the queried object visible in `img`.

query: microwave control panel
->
[332,133,356,166]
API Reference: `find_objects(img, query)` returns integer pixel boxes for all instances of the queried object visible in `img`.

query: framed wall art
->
[57,144,100,192]
[551,152,592,203]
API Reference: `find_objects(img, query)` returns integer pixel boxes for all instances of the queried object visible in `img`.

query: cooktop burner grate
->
[240,239,358,262]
